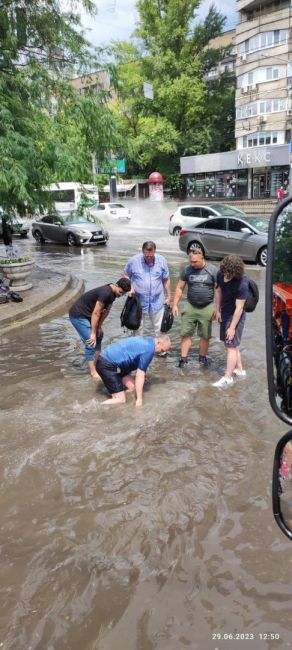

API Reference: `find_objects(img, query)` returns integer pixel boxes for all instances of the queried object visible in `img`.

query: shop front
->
[181,145,290,200]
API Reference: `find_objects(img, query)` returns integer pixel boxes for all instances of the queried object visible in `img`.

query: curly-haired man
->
[213,255,248,388]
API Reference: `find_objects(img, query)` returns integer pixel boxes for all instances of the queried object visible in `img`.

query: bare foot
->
[91,372,101,382]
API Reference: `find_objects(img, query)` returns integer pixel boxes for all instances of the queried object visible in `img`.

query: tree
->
[0,1,114,215]
[110,1,235,179]
[53,88,122,184]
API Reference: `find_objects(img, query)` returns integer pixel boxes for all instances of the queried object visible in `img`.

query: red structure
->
[148,172,165,201]
[148,172,165,184]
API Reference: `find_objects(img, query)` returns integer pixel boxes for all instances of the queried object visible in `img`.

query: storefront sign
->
[237,150,271,168]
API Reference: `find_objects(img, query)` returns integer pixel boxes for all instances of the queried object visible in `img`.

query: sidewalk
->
[0,266,84,336]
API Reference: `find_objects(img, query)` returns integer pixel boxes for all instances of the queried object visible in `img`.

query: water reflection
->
[1,213,291,648]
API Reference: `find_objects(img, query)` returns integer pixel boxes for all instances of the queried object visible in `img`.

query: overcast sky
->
[80,0,237,49]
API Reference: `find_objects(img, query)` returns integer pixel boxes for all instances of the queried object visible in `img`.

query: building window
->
[237,98,287,120]
[241,130,283,148]
[186,171,248,200]
[270,166,289,197]
[239,66,284,89]
[239,30,287,54]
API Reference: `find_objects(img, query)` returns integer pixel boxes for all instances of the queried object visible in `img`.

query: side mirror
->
[266,196,292,426]
[240,227,251,233]
[272,431,292,540]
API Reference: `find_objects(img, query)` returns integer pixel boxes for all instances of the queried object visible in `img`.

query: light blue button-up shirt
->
[124,253,169,314]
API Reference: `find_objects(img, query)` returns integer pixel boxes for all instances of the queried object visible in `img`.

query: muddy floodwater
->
[1,201,292,650]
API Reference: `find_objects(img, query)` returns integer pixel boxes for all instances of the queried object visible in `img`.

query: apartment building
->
[181,1,292,200]
[204,29,237,81]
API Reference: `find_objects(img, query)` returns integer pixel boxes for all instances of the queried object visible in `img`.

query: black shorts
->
[96,357,136,394]
[96,357,123,394]
[220,318,245,348]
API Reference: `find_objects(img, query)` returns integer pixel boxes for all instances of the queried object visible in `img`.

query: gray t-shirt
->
[180,263,218,307]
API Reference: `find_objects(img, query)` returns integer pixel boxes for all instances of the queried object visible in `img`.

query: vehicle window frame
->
[201,217,227,231]
[201,208,215,219]
[42,215,54,224]
[227,217,253,233]
[181,207,202,218]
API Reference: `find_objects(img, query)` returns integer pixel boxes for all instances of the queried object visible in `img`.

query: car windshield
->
[212,204,246,216]
[64,212,95,224]
[243,217,269,232]
[108,204,125,208]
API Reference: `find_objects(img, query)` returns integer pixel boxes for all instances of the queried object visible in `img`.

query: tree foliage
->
[0,1,120,214]
[110,0,235,182]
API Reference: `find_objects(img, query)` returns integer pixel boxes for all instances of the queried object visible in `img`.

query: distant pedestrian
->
[172,247,218,367]
[69,278,131,380]
[1,216,17,258]
[212,255,248,388]
[96,334,172,406]
[124,241,171,336]
[277,186,284,202]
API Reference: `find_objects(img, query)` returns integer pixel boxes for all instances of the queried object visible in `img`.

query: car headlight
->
[75,229,91,236]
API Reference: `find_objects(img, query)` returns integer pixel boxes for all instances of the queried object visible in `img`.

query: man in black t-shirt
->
[172,247,218,367]
[69,277,131,380]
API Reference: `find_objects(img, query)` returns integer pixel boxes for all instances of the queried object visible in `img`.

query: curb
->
[0,274,84,335]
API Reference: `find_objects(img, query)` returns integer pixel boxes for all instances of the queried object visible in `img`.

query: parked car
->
[32,211,109,247]
[0,214,29,238]
[169,203,247,236]
[178,215,268,266]
[94,203,131,220]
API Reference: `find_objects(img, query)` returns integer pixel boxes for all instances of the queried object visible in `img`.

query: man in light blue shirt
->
[124,241,171,335]
[96,334,172,406]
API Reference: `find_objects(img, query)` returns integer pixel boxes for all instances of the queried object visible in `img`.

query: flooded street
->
[1,201,292,650]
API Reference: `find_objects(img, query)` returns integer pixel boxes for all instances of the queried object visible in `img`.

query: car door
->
[51,214,66,243]
[199,218,228,256]
[38,215,55,240]
[40,215,63,242]
[225,218,256,259]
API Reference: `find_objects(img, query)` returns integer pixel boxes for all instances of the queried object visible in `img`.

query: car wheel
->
[257,246,267,267]
[33,230,45,244]
[187,241,204,255]
[173,226,181,236]
[67,233,78,247]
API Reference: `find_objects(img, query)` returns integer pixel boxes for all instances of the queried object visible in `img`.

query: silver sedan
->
[32,211,109,247]
[178,216,268,266]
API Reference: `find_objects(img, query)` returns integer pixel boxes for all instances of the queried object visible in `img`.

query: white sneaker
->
[233,369,246,377]
[212,376,234,388]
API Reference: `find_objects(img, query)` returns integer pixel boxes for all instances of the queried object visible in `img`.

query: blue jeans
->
[69,315,103,361]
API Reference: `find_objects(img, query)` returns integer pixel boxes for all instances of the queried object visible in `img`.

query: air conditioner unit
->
[260,115,267,123]
[287,108,292,116]
[241,86,248,94]
[240,52,247,61]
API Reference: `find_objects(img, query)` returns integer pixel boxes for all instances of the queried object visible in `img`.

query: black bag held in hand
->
[120,295,142,330]
[160,303,174,333]
[245,278,259,313]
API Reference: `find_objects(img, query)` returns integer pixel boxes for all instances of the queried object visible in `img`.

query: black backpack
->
[120,295,142,330]
[245,277,259,313]
[160,304,174,333]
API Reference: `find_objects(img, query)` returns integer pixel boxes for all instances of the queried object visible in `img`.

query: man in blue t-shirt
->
[96,335,172,406]
[213,255,248,388]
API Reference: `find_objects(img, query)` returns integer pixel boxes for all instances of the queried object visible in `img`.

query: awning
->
[103,183,136,192]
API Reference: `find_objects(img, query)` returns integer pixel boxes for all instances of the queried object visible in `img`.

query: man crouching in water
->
[96,335,172,406]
